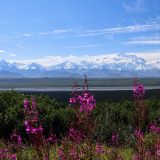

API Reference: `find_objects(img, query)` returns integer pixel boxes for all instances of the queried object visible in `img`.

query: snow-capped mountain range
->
[0,53,160,78]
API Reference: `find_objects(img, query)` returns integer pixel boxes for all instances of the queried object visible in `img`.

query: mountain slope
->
[1,53,160,78]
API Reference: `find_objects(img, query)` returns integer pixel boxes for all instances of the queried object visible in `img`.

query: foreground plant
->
[58,76,109,159]
[24,97,50,160]
[133,79,146,129]
[0,129,23,159]
[132,79,160,160]
[0,148,17,160]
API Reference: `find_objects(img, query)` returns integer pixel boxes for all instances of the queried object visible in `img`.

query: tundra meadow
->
[0,77,160,160]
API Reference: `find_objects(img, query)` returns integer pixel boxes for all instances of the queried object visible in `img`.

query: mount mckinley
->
[0,53,160,78]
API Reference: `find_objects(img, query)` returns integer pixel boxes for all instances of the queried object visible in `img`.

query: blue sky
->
[0,0,160,60]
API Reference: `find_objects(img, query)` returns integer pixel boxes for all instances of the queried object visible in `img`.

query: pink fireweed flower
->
[0,149,17,160]
[10,154,17,160]
[69,127,85,143]
[132,154,141,160]
[46,133,57,144]
[0,148,8,159]
[95,143,105,154]
[43,157,49,160]
[111,132,118,146]
[10,131,22,145]
[23,97,49,160]
[78,91,96,113]
[58,148,65,160]
[148,123,160,134]
[31,97,36,108]
[24,120,32,134]
[145,150,152,159]
[69,76,96,113]
[24,120,29,126]
[156,143,160,158]
[69,146,79,160]
[69,91,96,113]
[0,148,8,154]
[24,98,43,135]
[134,129,144,140]
[25,124,43,134]
[69,96,77,105]
[23,99,29,111]
[133,81,145,99]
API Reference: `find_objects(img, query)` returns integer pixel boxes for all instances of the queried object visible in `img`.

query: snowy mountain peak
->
[1,53,160,77]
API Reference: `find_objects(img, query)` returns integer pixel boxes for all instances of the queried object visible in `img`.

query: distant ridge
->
[0,71,24,78]
[1,53,160,78]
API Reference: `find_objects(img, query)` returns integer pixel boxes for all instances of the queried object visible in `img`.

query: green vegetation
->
[0,90,159,142]
[0,78,160,88]
[0,81,160,159]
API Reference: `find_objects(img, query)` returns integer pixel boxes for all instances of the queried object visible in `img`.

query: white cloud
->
[14,32,33,37]
[128,50,160,69]
[9,53,17,57]
[12,54,115,67]
[123,0,145,13]
[125,34,160,45]
[79,22,160,37]
[0,50,5,53]
[16,44,25,49]
[10,51,160,69]
[53,29,72,34]
[67,44,103,49]
[22,33,33,37]
[39,29,72,35]
[125,40,160,45]
[128,50,160,61]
